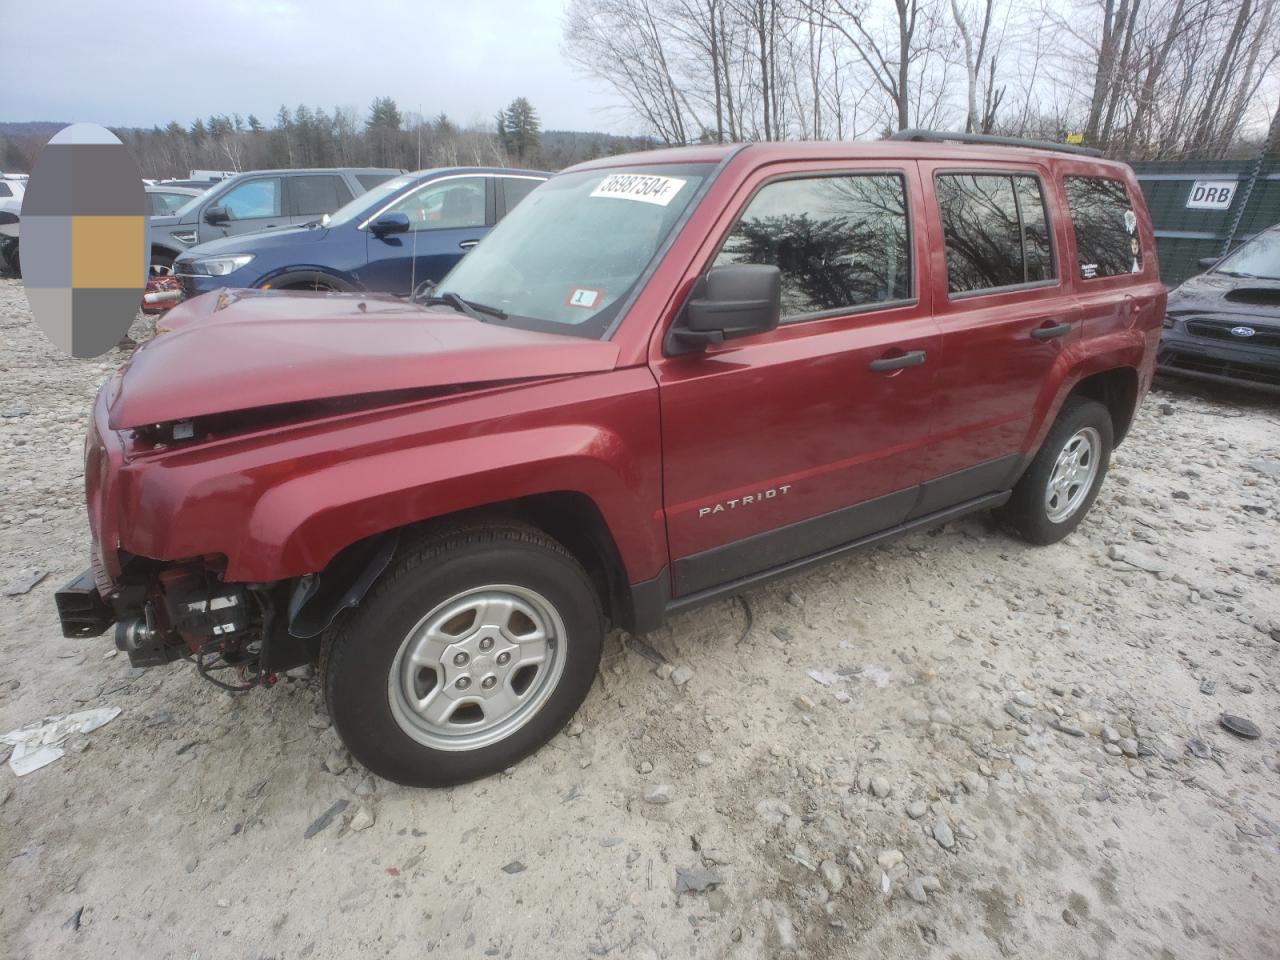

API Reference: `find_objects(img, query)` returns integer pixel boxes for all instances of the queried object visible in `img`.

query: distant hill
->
[0,121,66,139]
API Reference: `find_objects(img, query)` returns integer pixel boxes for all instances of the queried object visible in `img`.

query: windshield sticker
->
[590,174,687,206]
[566,287,603,309]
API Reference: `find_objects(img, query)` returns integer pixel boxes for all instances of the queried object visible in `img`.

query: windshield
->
[1214,229,1280,280]
[325,174,419,228]
[434,164,713,338]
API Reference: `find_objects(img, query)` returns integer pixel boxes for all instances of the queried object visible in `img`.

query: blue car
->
[173,167,548,299]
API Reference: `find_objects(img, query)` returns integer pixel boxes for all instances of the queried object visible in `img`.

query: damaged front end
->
[56,556,287,691]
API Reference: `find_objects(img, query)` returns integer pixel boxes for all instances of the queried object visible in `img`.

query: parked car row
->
[173,167,547,298]
[147,166,405,273]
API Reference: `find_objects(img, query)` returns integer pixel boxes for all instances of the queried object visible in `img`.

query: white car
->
[0,176,22,237]
[0,176,22,274]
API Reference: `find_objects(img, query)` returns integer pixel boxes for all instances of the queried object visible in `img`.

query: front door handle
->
[869,349,926,372]
[459,239,479,250]
[1031,321,1072,340]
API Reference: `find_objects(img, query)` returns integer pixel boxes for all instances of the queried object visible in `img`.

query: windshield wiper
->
[421,291,508,322]
[1217,270,1258,278]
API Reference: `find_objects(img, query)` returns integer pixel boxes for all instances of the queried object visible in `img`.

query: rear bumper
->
[1157,327,1280,393]
[55,568,114,638]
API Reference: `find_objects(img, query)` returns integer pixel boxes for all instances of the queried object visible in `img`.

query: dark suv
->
[1159,224,1280,392]
[57,132,1164,788]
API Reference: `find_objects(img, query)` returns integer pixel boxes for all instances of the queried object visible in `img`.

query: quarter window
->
[1064,176,1141,278]
[714,173,911,319]
[0,183,11,198]
[935,173,1056,294]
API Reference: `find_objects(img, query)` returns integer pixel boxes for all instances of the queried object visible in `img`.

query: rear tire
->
[1000,397,1113,545]
[321,522,603,787]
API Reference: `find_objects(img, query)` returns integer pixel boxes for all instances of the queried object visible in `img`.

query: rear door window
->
[0,183,11,198]
[714,173,912,320]
[935,173,1056,294]
[289,175,352,217]
[1063,176,1141,278]
[356,172,397,191]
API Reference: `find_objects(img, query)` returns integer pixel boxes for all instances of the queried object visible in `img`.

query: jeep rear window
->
[936,173,1056,294]
[714,173,911,319]
[433,163,713,339]
[1064,176,1141,279]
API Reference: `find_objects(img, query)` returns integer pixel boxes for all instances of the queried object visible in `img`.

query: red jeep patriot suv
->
[57,131,1164,786]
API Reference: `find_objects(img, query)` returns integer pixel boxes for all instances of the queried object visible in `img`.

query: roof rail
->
[888,128,1104,158]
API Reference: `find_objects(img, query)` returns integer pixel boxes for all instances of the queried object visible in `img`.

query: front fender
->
[121,368,669,586]
[237,424,647,578]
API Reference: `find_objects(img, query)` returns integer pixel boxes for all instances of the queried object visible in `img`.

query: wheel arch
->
[257,267,357,291]
[1064,366,1140,444]
[150,243,181,267]
[287,491,636,642]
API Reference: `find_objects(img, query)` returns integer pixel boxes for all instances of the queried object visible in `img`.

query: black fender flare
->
[286,530,399,640]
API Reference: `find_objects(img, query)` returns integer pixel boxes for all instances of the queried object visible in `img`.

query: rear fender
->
[1025,328,1147,457]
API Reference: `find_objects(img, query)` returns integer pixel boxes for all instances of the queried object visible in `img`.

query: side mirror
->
[1197,256,1219,270]
[203,205,230,225]
[369,212,411,238]
[669,263,782,353]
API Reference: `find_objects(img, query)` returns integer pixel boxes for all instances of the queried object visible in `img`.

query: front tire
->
[149,252,174,277]
[321,522,603,787]
[1001,397,1113,545]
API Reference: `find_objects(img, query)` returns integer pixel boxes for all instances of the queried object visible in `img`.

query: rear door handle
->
[459,239,479,250]
[869,349,926,372]
[1031,322,1072,340]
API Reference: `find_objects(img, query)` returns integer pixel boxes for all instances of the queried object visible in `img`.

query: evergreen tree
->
[366,97,403,167]
[498,97,540,164]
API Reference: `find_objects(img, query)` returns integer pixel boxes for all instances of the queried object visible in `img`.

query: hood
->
[148,213,184,228]
[1169,271,1280,317]
[107,290,620,431]
[179,223,329,259]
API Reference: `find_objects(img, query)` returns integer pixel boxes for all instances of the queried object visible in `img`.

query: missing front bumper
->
[54,568,114,638]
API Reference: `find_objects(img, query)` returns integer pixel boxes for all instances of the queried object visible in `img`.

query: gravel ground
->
[1,275,1278,960]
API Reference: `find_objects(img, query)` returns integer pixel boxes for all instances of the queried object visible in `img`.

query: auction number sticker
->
[590,173,687,206]
[566,287,603,309]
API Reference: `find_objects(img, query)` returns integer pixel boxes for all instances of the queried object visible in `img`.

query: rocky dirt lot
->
[0,275,1278,960]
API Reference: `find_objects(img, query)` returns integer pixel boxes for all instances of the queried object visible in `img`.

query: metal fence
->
[1130,158,1280,286]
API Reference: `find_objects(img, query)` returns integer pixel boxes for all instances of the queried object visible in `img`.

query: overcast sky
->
[0,0,630,132]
